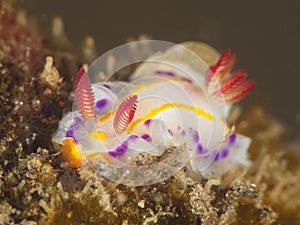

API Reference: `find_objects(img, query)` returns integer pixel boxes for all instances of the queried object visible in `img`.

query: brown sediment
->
[0,2,299,225]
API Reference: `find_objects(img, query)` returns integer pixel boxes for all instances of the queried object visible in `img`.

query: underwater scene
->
[0,1,299,225]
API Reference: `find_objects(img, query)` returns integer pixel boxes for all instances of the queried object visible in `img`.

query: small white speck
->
[138,200,145,208]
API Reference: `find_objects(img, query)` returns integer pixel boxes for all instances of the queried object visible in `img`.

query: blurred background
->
[24,0,299,140]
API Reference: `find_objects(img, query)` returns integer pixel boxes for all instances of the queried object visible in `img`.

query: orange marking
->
[97,112,113,125]
[62,138,83,168]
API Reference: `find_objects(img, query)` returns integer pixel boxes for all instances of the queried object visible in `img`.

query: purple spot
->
[192,130,199,143]
[228,133,236,145]
[96,99,109,110]
[65,129,74,138]
[187,128,199,143]
[64,117,82,142]
[102,84,111,90]
[155,70,176,77]
[108,135,139,158]
[180,77,193,83]
[181,130,186,136]
[213,152,220,162]
[73,116,82,125]
[141,134,152,142]
[155,70,193,83]
[196,143,203,154]
[168,129,174,136]
[220,148,230,159]
[196,143,208,154]
[129,135,139,141]
[109,142,128,158]
[144,119,152,128]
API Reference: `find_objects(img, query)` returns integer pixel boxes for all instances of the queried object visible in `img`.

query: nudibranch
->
[53,42,255,183]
